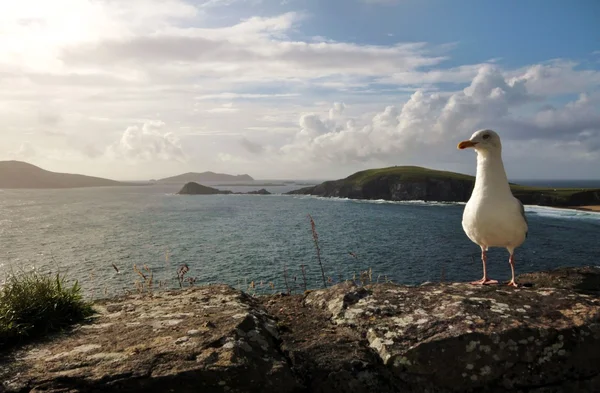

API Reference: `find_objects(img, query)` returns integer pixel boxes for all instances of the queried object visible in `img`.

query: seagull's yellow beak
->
[457,140,478,149]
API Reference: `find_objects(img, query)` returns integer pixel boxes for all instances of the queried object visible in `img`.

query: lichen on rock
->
[2,267,599,393]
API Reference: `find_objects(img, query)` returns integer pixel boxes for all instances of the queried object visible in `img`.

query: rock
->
[246,188,271,195]
[305,281,600,392]
[177,182,232,195]
[1,285,300,393]
[2,267,600,393]
[517,266,600,294]
[176,183,271,196]
[261,286,402,393]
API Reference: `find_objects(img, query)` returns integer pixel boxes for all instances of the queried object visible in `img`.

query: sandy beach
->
[567,205,600,212]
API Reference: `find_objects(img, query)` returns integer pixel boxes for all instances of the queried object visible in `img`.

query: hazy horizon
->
[1,1,599,180]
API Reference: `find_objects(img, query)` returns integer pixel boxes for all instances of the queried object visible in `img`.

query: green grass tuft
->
[0,271,94,348]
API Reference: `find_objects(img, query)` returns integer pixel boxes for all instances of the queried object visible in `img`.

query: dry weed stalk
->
[177,264,189,288]
[283,265,291,295]
[308,214,327,288]
[299,264,308,291]
[133,264,153,293]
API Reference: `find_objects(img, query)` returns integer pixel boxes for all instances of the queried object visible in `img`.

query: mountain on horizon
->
[157,171,254,184]
[0,161,130,189]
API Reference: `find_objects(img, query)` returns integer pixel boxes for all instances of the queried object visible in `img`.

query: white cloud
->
[510,60,600,96]
[279,65,599,169]
[205,102,239,113]
[107,121,186,162]
[195,92,299,100]
[0,2,598,179]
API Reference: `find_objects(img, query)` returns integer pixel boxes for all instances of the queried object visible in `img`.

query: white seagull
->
[458,129,528,287]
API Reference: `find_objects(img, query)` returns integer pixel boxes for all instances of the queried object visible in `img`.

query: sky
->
[1,0,600,181]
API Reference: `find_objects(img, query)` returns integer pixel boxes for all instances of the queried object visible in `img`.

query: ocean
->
[0,183,599,298]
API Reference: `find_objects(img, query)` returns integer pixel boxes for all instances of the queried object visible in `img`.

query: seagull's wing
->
[517,199,528,238]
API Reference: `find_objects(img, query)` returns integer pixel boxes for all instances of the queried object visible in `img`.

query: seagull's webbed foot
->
[470,278,498,285]
[507,280,518,288]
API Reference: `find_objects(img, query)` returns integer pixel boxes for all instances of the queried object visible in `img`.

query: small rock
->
[175,336,190,344]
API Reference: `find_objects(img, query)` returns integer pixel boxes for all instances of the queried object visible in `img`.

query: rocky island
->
[287,166,600,207]
[1,266,599,392]
[177,182,271,196]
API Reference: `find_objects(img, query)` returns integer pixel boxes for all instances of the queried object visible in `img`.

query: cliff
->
[0,161,131,189]
[286,166,600,207]
[159,171,254,184]
[2,267,599,393]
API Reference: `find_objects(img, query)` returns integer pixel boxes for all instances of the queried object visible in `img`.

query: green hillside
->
[288,166,600,206]
[344,166,474,185]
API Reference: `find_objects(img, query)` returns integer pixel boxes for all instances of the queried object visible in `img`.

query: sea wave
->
[290,194,599,220]
[289,194,464,206]
[525,205,600,220]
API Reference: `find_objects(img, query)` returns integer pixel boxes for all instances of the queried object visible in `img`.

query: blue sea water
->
[0,183,599,298]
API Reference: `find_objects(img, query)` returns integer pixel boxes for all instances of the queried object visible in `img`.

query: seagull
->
[457,129,528,287]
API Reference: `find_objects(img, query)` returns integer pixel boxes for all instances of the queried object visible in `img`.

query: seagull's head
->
[457,129,502,154]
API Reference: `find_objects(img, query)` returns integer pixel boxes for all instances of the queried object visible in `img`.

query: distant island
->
[0,161,133,189]
[158,171,254,184]
[286,166,600,207]
[177,182,271,195]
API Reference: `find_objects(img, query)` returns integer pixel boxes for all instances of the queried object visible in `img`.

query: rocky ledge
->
[2,267,599,393]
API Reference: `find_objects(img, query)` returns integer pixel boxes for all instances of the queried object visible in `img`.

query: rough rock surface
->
[305,281,600,392]
[517,266,600,294]
[260,292,403,393]
[1,286,300,393]
[2,268,600,393]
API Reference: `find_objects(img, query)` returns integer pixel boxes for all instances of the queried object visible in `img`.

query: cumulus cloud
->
[107,121,186,162]
[281,65,600,163]
[280,65,542,163]
[510,60,600,96]
[502,93,600,150]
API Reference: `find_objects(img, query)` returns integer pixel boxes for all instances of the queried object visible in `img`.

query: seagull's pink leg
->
[471,247,498,285]
[507,253,518,287]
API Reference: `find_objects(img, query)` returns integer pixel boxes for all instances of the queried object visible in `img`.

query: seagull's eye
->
[482,134,490,140]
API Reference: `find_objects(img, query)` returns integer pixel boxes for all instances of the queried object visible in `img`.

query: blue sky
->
[204,0,600,66]
[1,0,599,179]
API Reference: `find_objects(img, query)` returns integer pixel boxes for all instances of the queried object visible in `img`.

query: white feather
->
[461,130,528,253]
